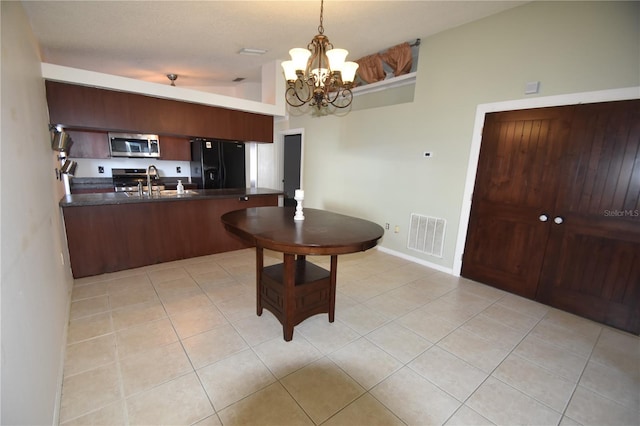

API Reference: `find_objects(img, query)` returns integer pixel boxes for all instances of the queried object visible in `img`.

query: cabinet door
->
[537,100,640,333]
[461,107,573,298]
[66,130,110,159]
[160,136,191,161]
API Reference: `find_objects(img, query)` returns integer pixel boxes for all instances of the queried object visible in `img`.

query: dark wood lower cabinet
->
[462,100,640,335]
[63,195,278,278]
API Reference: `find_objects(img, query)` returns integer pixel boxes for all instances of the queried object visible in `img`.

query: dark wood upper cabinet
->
[45,81,274,143]
[65,129,110,159]
[62,130,190,160]
[160,135,191,161]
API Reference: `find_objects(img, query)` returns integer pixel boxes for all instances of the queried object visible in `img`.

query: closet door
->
[461,107,574,298]
[537,100,640,333]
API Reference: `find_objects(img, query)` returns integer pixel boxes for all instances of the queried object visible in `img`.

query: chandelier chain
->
[318,0,324,34]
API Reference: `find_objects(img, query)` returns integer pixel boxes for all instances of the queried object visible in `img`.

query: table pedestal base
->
[256,249,337,341]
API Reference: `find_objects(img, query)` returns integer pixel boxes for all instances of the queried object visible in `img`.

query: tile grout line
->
[558,326,640,418]
[151,264,222,425]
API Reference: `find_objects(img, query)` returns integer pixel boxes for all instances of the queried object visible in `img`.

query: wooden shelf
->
[260,258,332,331]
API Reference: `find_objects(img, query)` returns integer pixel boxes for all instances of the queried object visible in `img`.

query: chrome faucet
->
[147,165,159,196]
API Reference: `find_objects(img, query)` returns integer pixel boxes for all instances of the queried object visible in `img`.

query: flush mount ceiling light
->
[281,0,359,112]
[166,74,178,86]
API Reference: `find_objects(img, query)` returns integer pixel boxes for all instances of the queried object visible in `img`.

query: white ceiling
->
[22,1,527,91]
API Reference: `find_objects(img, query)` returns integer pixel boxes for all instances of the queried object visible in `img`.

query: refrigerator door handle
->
[219,145,226,188]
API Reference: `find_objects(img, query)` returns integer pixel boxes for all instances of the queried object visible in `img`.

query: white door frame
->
[453,86,640,276]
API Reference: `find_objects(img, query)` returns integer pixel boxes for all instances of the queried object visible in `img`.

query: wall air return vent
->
[407,213,446,258]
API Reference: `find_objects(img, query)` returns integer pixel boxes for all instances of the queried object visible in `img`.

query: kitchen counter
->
[60,187,283,207]
[60,187,283,277]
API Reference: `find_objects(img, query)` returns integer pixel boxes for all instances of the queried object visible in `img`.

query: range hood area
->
[108,133,160,158]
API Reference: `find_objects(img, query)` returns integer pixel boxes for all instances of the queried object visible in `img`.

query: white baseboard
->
[376,246,454,275]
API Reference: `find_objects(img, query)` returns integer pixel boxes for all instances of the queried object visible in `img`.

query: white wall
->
[283,0,640,271]
[1,2,73,424]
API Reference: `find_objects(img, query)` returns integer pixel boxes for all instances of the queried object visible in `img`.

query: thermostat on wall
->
[525,81,540,94]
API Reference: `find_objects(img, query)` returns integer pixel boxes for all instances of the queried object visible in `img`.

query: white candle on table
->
[294,189,305,221]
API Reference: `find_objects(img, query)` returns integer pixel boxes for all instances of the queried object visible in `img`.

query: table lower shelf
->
[259,259,334,338]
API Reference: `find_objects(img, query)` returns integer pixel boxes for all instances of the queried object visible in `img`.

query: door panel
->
[537,100,640,333]
[463,201,551,298]
[462,107,573,298]
[539,225,640,332]
[557,100,640,214]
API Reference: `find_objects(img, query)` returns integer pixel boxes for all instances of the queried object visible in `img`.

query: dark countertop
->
[60,187,283,207]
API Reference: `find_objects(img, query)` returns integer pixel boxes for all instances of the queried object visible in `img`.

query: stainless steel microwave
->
[108,133,160,158]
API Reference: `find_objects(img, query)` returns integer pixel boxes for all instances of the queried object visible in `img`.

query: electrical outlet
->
[394,225,400,233]
[176,166,181,173]
[385,223,390,230]
[423,152,433,158]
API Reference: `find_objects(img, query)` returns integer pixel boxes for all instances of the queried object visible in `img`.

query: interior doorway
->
[282,131,303,207]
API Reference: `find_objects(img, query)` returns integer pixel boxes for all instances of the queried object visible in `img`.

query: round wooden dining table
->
[221,206,384,341]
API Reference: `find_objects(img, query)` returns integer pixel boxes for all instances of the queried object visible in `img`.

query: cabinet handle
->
[553,216,564,225]
[239,196,250,201]
[539,214,549,222]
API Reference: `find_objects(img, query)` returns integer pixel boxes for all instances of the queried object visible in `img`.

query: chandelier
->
[281,0,359,111]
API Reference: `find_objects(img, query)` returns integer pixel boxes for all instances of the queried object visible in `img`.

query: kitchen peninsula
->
[60,188,282,278]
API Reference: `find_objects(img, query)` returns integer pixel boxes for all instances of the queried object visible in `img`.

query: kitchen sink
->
[158,189,199,196]
[123,189,199,198]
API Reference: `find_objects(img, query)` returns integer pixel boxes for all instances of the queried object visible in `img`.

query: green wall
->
[284,1,639,270]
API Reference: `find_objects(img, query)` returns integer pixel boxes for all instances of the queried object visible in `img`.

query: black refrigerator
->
[190,139,246,189]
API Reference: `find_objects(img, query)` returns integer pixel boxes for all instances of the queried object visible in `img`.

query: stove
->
[112,168,164,192]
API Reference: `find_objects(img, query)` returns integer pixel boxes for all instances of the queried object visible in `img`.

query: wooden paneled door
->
[462,107,574,298]
[462,100,640,334]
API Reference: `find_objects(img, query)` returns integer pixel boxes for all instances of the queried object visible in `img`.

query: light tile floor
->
[59,248,639,425]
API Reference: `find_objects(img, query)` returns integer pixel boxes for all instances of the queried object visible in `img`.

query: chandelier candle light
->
[294,189,305,221]
[281,0,359,110]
